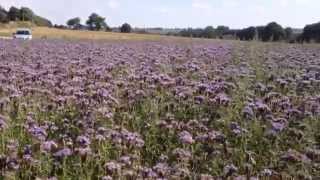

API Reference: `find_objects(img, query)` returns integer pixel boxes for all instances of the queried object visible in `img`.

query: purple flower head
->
[54,148,72,158]
[6,158,19,170]
[242,105,254,119]
[119,155,131,166]
[76,135,91,147]
[40,140,58,153]
[213,93,231,106]
[153,162,170,177]
[105,161,121,175]
[27,125,47,142]
[271,118,288,132]
[178,131,194,144]
[230,122,247,136]
[23,145,32,155]
[140,167,158,178]
[194,96,205,104]
[224,164,238,177]
[172,148,192,160]
[255,100,271,114]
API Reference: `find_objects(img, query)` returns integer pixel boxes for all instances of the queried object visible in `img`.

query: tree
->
[120,23,132,33]
[67,17,81,28]
[262,22,285,41]
[0,6,8,23]
[179,28,204,38]
[302,22,320,43]
[256,26,265,41]
[86,13,108,31]
[237,27,256,41]
[284,27,293,40]
[20,7,34,21]
[8,6,20,21]
[215,25,229,38]
[203,26,215,38]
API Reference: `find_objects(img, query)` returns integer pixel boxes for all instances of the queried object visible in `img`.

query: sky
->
[1,0,319,29]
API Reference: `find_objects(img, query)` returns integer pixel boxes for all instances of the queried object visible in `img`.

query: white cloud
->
[191,0,211,10]
[1,0,29,9]
[107,0,119,9]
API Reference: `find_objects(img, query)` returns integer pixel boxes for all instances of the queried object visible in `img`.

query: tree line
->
[65,14,132,33]
[175,22,296,42]
[0,6,52,26]
[1,4,320,42]
[175,21,320,43]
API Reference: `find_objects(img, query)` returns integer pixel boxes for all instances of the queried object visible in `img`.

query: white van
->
[13,28,33,40]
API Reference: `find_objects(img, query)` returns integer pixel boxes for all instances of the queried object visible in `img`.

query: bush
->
[120,23,132,33]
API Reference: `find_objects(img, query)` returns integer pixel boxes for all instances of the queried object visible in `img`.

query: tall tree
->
[284,27,293,40]
[0,6,8,23]
[203,26,215,38]
[19,7,34,21]
[8,6,20,21]
[86,13,108,31]
[302,22,320,42]
[215,25,229,38]
[256,26,265,41]
[237,27,256,41]
[262,22,285,41]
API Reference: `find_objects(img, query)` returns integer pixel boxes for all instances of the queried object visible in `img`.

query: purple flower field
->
[0,39,319,179]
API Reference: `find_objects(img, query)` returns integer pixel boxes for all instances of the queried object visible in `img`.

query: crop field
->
[0,39,319,179]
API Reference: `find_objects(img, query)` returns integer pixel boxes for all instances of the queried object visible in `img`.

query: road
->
[0,36,13,40]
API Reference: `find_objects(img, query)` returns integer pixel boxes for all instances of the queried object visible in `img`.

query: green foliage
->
[302,22,320,42]
[19,7,34,21]
[215,25,230,38]
[86,13,108,31]
[33,15,52,27]
[236,26,256,41]
[284,27,293,39]
[67,17,81,27]
[8,6,20,21]
[0,6,8,23]
[1,6,52,27]
[203,26,216,38]
[120,23,132,33]
[256,26,265,41]
[179,28,203,38]
[262,22,285,41]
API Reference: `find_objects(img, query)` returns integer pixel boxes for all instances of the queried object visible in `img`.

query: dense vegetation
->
[120,23,132,33]
[175,21,320,43]
[0,37,319,179]
[0,5,52,27]
[177,22,295,42]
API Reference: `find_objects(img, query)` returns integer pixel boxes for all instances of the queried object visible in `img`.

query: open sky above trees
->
[1,0,319,28]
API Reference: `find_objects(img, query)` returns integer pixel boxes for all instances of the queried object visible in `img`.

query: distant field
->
[0,26,166,41]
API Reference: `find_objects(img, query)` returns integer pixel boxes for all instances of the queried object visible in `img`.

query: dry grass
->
[0,26,180,41]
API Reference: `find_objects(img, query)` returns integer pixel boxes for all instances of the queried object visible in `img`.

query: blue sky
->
[1,0,319,28]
